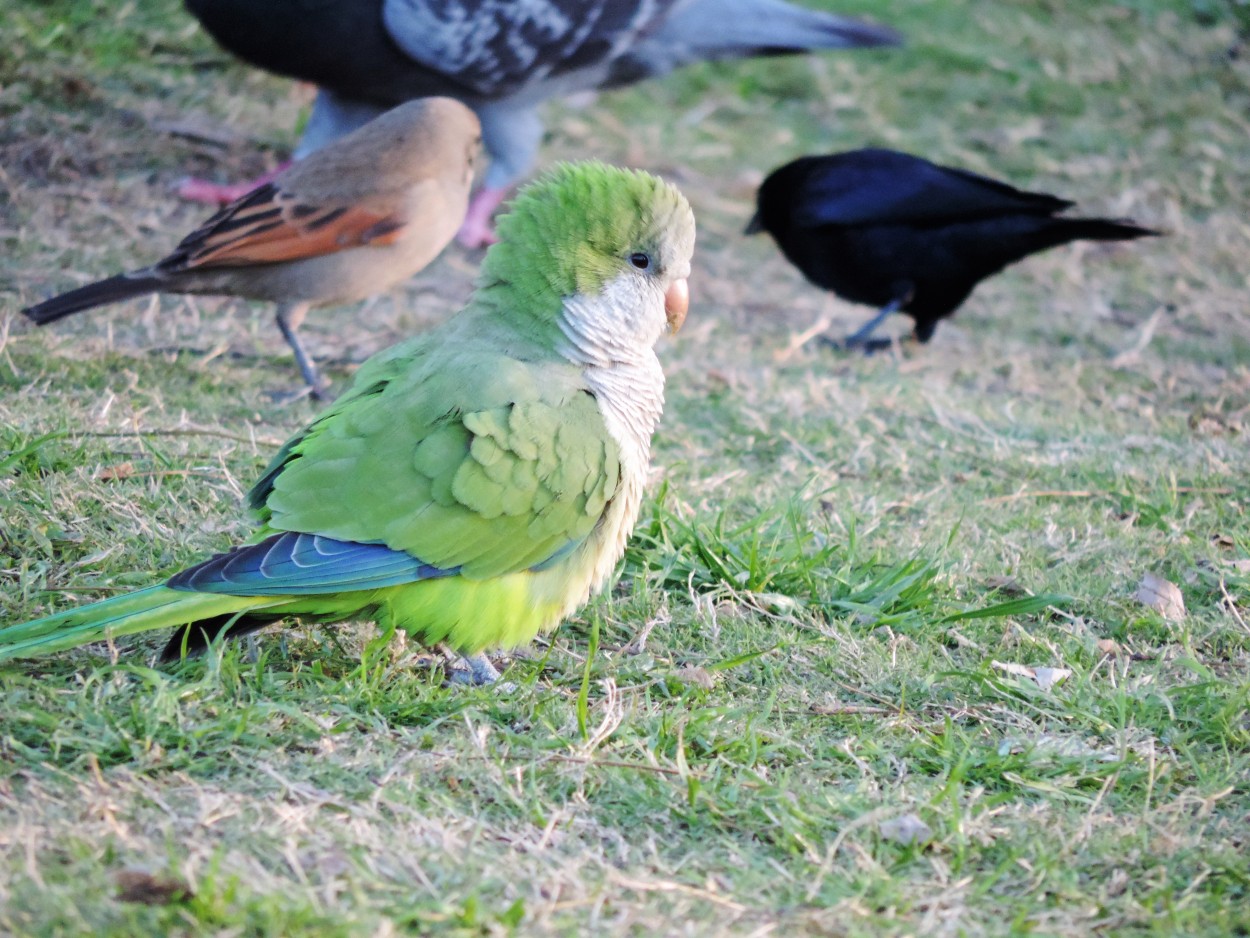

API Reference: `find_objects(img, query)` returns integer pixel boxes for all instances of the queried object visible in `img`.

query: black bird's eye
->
[629,252,651,270]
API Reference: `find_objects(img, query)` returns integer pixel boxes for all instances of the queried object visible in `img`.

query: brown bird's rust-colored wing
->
[158,182,407,271]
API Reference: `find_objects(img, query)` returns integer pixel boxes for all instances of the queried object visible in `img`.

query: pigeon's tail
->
[22,273,164,326]
[0,585,268,662]
[658,0,903,59]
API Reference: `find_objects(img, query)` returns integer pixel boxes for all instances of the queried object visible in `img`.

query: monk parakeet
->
[1,162,696,684]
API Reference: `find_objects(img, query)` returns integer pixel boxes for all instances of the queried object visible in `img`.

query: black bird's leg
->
[843,295,907,351]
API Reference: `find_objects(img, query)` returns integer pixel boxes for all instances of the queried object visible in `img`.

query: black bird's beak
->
[744,212,762,235]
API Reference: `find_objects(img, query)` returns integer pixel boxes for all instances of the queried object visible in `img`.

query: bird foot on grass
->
[456,187,509,249]
[443,651,516,691]
[176,164,291,206]
[816,333,895,354]
[838,335,896,355]
[263,381,332,406]
[455,215,500,250]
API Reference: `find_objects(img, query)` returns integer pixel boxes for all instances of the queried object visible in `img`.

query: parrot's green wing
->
[248,344,621,581]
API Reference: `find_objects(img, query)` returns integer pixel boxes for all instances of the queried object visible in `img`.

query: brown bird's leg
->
[274,301,329,398]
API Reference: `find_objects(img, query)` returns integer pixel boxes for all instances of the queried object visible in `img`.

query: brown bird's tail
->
[22,273,165,326]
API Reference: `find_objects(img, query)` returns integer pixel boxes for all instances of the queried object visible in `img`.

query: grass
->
[2,0,1249,933]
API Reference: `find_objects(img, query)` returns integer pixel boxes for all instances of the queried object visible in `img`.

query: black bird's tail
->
[1048,217,1160,247]
[22,273,164,326]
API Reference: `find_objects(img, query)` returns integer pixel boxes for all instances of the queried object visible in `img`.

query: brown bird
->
[23,97,482,397]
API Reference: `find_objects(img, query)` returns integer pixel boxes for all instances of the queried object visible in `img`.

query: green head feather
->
[476,161,695,327]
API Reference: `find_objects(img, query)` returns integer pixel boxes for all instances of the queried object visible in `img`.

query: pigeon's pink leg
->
[176,162,292,205]
[456,186,510,249]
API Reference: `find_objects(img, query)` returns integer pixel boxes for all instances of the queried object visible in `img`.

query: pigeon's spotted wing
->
[382,0,669,96]
[249,354,622,581]
[793,149,1073,228]
[158,182,407,270]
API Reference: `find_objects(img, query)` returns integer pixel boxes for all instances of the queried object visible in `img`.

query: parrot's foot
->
[456,187,509,249]
[243,636,261,663]
[444,651,516,690]
[452,652,500,685]
[176,163,291,205]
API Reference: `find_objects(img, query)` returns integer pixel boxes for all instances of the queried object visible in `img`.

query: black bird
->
[746,149,1158,349]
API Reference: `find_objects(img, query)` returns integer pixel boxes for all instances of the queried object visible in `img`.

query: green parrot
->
[1,162,696,684]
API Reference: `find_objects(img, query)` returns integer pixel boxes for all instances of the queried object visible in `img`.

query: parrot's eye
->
[629,252,651,270]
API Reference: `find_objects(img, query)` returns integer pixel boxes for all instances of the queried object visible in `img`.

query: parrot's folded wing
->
[252,364,622,581]
[168,531,458,596]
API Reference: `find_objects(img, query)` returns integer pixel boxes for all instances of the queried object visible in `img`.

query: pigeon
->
[181,0,901,246]
[746,149,1159,349]
[24,98,482,397]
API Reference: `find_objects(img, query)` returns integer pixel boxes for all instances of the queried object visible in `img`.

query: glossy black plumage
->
[747,149,1159,347]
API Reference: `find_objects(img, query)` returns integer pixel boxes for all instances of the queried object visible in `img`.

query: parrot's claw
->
[444,651,517,691]
[243,636,262,663]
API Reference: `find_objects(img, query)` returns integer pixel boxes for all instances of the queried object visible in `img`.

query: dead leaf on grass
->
[115,869,193,905]
[878,813,933,846]
[997,734,1119,762]
[150,116,244,147]
[984,575,1026,596]
[674,666,715,689]
[991,660,1072,690]
[96,462,135,481]
[1096,638,1122,656]
[1032,667,1071,690]
[1136,573,1186,620]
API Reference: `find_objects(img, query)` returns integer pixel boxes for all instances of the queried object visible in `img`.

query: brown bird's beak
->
[744,211,762,235]
[665,277,689,333]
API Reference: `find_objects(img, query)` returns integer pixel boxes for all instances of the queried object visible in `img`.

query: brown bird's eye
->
[629,252,651,270]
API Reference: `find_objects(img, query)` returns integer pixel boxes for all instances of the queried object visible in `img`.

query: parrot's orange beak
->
[665,277,689,333]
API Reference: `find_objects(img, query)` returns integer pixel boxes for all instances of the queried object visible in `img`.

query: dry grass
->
[2,0,1249,935]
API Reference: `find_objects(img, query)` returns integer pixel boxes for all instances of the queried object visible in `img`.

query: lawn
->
[1,1,1248,934]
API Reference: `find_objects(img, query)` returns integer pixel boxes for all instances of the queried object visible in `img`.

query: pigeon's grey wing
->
[794,150,1073,228]
[382,0,673,97]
